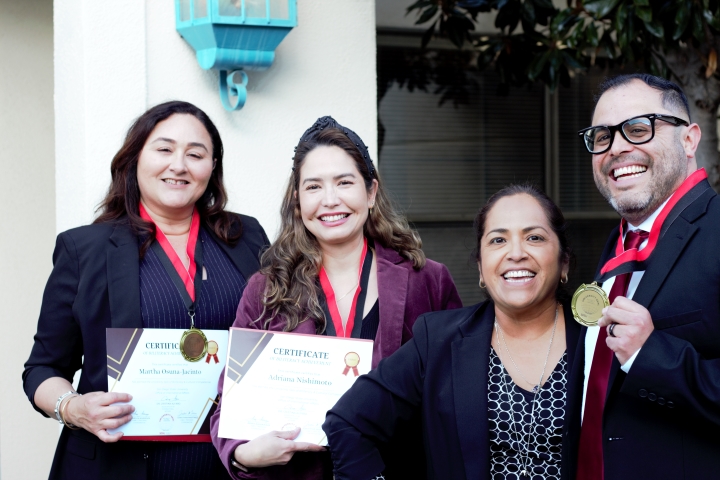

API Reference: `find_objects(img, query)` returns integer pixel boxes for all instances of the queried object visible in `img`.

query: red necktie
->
[576,229,649,480]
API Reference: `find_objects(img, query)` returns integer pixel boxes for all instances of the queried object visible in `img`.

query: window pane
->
[269,0,289,20]
[179,0,191,21]
[218,0,242,16]
[246,0,267,18]
[557,69,618,214]
[414,223,484,306]
[194,0,208,18]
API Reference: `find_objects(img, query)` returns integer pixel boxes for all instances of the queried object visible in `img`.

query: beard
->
[594,146,687,224]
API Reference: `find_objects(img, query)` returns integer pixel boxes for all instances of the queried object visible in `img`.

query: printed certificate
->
[217,328,373,445]
[105,327,229,441]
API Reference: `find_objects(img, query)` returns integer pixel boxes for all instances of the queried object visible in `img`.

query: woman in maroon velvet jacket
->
[210,116,462,479]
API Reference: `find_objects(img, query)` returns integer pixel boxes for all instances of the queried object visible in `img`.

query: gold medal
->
[571,281,610,327]
[180,326,208,362]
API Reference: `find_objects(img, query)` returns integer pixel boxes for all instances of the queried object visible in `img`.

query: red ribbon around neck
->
[318,238,368,338]
[599,168,707,277]
[139,203,200,301]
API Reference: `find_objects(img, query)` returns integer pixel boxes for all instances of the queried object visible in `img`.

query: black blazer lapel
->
[107,225,142,328]
[208,230,260,284]
[606,188,711,393]
[451,303,494,480]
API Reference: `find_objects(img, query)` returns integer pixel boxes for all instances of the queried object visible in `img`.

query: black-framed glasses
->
[578,113,689,154]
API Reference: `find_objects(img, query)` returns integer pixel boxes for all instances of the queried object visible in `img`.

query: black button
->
[667,401,675,408]
[657,397,666,405]
[648,393,657,401]
[638,389,648,398]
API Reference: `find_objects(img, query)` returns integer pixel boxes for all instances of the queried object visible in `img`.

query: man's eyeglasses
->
[578,114,689,154]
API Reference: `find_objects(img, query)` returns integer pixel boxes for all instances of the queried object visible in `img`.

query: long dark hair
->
[94,101,241,255]
[473,183,574,301]
[257,126,425,333]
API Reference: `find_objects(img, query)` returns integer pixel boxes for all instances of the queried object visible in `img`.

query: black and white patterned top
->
[488,347,568,480]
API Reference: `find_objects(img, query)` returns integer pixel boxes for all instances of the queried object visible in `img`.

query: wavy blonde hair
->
[257,127,425,333]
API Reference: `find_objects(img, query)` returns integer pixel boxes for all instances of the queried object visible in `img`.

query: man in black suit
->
[574,73,720,479]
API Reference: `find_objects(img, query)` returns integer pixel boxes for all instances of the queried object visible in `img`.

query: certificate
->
[217,328,373,445]
[105,327,228,441]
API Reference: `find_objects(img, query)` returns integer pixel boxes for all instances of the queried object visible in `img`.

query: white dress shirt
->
[580,198,670,420]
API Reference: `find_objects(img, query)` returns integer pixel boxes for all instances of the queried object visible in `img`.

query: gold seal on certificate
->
[180,326,208,362]
[342,352,361,377]
[571,281,610,327]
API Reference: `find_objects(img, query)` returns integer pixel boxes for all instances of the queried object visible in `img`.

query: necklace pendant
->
[521,470,529,477]
[531,385,539,394]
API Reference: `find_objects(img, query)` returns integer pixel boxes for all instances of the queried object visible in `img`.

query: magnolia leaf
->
[415,5,438,25]
[632,0,649,6]
[586,21,600,47]
[528,49,551,80]
[584,0,622,19]
[673,5,690,40]
[635,6,652,23]
[562,51,584,70]
[406,0,433,14]
[645,19,664,38]
[692,10,706,41]
[421,20,437,49]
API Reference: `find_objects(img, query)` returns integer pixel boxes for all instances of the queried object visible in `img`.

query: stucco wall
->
[56,0,378,238]
[0,0,58,478]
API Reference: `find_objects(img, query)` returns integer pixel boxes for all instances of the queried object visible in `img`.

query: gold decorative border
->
[190,397,219,434]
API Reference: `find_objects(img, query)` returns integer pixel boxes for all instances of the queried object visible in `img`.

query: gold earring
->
[479,278,486,289]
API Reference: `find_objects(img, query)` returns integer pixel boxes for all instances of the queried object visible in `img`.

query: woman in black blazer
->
[323,184,584,480]
[23,101,269,480]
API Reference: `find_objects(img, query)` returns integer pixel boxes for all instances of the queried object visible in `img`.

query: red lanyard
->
[319,238,368,338]
[599,168,707,278]
[139,203,201,302]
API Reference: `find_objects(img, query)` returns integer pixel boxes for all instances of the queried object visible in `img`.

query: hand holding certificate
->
[105,327,229,441]
[217,328,374,446]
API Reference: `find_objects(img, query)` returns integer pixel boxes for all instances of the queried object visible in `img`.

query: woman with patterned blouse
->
[324,184,583,480]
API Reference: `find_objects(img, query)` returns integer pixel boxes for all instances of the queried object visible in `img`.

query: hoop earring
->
[479,278,486,289]
[561,274,568,284]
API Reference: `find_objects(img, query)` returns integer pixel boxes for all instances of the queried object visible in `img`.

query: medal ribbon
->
[319,238,369,338]
[140,203,201,302]
[597,168,708,282]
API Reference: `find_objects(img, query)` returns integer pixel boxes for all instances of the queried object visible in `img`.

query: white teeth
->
[320,214,349,222]
[613,165,647,179]
[503,270,535,279]
[163,179,188,185]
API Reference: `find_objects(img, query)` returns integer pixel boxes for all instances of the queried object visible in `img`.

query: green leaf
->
[635,6,653,23]
[645,19,664,38]
[415,5,438,25]
[522,0,536,26]
[691,9,706,41]
[673,4,690,40]
[421,20,437,49]
[406,0,433,14]
[614,2,628,40]
[585,21,600,47]
[632,0,649,6]
[704,9,720,32]
[528,49,551,80]
[584,0,622,19]
[561,50,584,70]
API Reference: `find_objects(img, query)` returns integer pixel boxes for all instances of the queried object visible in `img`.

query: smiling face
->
[136,114,215,219]
[478,194,568,317]
[297,145,378,251]
[591,80,698,225]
